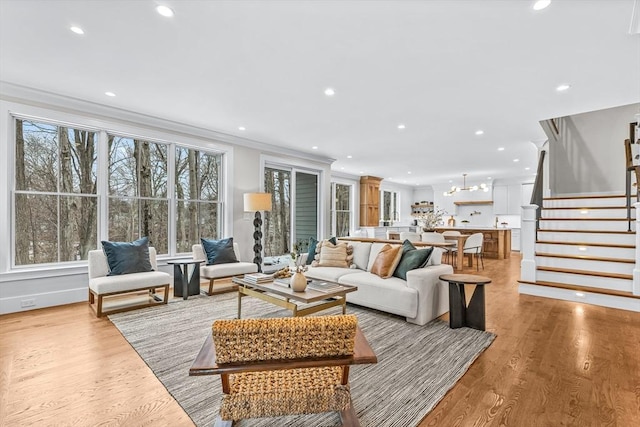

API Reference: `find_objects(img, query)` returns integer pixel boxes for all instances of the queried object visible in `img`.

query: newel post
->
[634,203,640,295]
[520,204,538,283]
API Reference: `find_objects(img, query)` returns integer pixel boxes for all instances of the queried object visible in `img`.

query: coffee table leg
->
[342,298,346,314]
[237,290,242,319]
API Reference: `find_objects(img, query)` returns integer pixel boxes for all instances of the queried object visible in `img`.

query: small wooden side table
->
[167,259,204,300]
[439,274,491,331]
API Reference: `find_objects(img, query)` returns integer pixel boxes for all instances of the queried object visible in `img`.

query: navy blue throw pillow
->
[201,237,239,265]
[306,236,338,265]
[101,236,153,276]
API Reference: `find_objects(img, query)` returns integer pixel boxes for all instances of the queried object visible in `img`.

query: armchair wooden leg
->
[208,278,215,296]
[339,397,360,427]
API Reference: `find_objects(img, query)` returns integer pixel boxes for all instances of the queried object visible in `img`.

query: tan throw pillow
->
[370,244,403,278]
[318,241,349,268]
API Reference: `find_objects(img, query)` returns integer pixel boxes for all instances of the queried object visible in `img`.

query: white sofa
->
[304,241,453,326]
[88,247,171,317]
[192,243,258,295]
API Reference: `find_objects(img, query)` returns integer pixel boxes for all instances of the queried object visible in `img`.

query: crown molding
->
[0,81,336,165]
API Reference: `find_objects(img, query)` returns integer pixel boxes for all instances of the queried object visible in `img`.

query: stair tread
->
[537,266,632,279]
[542,206,630,210]
[540,217,635,222]
[519,280,639,299]
[538,229,635,235]
[536,252,634,264]
[536,240,636,249]
[543,195,635,200]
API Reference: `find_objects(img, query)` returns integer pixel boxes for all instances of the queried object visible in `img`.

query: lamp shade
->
[244,193,272,212]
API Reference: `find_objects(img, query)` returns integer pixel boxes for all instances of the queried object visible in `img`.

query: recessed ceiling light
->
[498,147,505,151]
[407,171,412,174]
[487,177,492,180]
[449,180,453,183]
[312,146,318,150]
[340,167,345,170]
[105,91,116,97]
[475,130,484,135]
[525,167,531,170]
[70,26,84,35]
[347,155,352,159]
[238,126,246,131]
[533,0,551,11]
[156,5,174,17]
[513,158,520,162]
[359,171,364,174]
[397,124,406,130]
[324,87,335,96]
[556,84,571,92]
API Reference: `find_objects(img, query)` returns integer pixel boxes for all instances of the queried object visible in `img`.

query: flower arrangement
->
[289,240,308,271]
[414,206,446,230]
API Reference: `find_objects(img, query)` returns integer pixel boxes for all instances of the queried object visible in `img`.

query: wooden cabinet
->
[359,176,382,227]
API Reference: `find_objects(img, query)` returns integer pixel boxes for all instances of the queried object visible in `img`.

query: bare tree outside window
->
[175,147,221,253]
[14,119,97,265]
[263,167,291,257]
[332,183,351,237]
[108,136,168,253]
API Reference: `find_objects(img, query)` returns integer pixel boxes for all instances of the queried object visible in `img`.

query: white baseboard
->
[0,287,87,315]
[519,283,640,312]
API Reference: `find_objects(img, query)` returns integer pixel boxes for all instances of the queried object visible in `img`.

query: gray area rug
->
[109,292,495,427]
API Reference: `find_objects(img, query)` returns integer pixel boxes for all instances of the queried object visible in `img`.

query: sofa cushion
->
[201,237,239,265]
[101,236,153,276]
[393,241,434,280]
[337,272,418,318]
[370,244,403,278]
[349,241,372,271]
[305,266,360,283]
[366,243,394,271]
[306,236,337,265]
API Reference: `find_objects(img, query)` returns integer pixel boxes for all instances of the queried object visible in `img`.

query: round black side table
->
[168,259,204,300]
[439,274,492,331]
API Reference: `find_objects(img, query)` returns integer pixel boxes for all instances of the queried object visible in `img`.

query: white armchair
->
[193,243,258,295]
[88,247,171,317]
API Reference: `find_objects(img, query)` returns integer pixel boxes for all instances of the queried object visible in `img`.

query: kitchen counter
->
[434,227,511,259]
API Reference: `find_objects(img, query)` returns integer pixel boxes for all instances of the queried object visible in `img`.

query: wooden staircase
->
[519,194,640,312]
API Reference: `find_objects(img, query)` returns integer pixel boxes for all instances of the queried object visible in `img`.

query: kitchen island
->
[434,227,511,259]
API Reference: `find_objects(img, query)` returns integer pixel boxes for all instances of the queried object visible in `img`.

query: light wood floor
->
[1,254,639,426]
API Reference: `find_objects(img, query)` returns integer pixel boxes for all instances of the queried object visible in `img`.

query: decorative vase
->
[291,272,308,292]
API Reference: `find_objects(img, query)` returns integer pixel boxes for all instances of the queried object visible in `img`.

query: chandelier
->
[443,173,489,196]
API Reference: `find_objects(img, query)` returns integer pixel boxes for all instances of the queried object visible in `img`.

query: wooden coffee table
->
[231,277,357,318]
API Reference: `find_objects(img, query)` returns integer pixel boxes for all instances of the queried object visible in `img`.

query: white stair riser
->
[539,220,634,232]
[542,208,634,219]
[536,243,635,259]
[537,231,636,245]
[536,270,633,293]
[543,197,633,208]
[537,257,633,275]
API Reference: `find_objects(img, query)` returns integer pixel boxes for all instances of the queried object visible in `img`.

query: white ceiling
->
[1,0,639,187]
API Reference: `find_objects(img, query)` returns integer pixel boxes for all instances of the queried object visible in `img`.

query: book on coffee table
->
[307,281,343,293]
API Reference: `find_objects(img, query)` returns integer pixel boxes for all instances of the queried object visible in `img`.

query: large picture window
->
[11,114,226,268]
[175,147,222,253]
[14,119,98,265]
[108,135,169,254]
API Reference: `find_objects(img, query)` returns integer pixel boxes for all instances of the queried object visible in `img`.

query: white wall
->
[550,103,640,195]
[0,84,333,314]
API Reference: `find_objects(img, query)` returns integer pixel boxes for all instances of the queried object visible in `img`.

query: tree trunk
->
[59,127,73,261]
[75,129,96,259]
[135,140,152,242]
[188,149,198,244]
[14,119,31,264]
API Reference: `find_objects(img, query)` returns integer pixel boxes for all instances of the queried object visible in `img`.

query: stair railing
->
[530,150,546,236]
[624,139,638,232]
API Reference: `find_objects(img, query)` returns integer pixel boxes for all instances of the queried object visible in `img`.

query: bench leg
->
[339,397,360,427]
[96,294,104,317]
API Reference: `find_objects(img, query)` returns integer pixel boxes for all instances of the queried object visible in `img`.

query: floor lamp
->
[243,193,272,273]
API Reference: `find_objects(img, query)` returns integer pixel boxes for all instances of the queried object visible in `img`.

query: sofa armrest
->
[404,264,453,326]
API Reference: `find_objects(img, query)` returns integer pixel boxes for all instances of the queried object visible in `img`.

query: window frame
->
[330,181,354,237]
[6,110,228,272]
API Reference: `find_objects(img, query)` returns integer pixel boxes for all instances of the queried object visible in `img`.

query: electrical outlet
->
[20,299,36,308]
